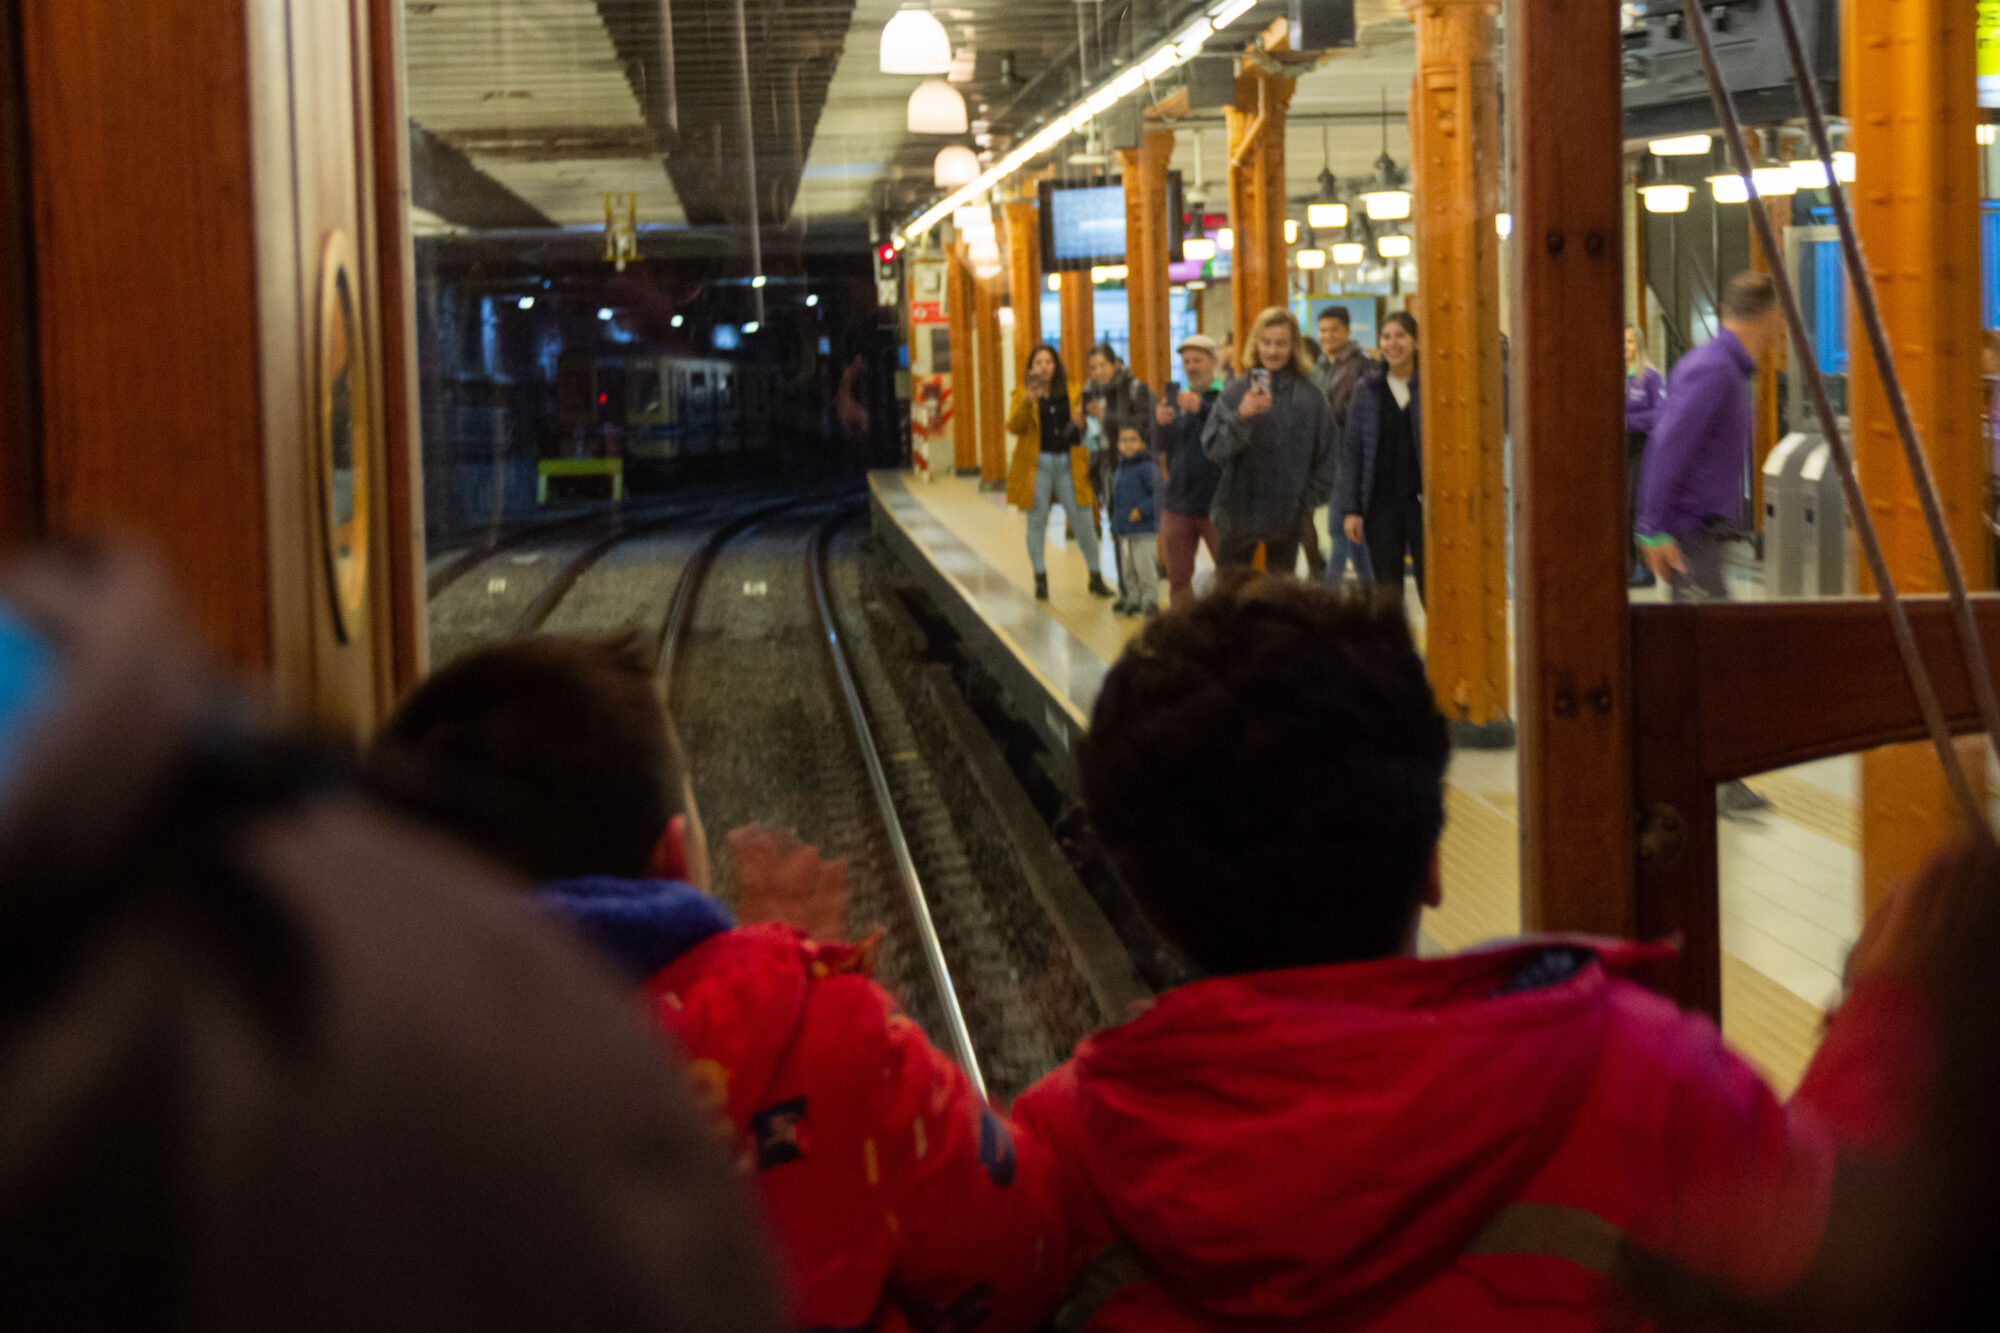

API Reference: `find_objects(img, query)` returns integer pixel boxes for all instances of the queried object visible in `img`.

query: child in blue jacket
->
[1110,425,1161,616]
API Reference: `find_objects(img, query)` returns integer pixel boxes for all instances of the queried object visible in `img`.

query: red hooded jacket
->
[1011,940,1922,1331]
[644,922,1070,1332]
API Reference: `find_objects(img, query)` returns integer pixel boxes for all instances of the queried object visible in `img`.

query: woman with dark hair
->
[1340,310,1426,605]
[1007,343,1113,600]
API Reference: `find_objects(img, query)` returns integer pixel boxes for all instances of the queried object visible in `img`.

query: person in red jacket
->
[367,633,1066,1332]
[1011,572,1926,1331]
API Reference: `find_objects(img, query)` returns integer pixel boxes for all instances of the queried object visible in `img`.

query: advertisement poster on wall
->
[1982,0,2000,108]
[907,258,953,480]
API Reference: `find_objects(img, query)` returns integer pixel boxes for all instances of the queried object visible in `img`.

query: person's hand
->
[1177,389,1202,414]
[1343,514,1364,544]
[1025,377,1046,401]
[1155,400,1176,426]
[729,826,848,942]
[1845,840,1995,992]
[1641,538,1685,581]
[1084,399,1103,419]
[1239,384,1272,418]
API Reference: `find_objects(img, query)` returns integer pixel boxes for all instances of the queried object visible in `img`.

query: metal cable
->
[1679,0,1985,828]
[1766,0,2000,769]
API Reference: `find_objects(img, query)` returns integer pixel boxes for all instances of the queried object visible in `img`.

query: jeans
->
[1325,529,1374,584]
[1027,451,1101,576]
[1299,511,1326,579]
[1116,534,1161,611]
[1364,496,1426,606]
[1159,510,1220,606]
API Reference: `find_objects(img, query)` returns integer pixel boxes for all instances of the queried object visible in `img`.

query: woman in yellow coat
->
[1007,343,1113,601]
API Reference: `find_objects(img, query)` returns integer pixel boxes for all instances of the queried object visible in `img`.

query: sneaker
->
[1719,780,1772,818]
[1034,573,1049,600]
[1088,573,1115,599]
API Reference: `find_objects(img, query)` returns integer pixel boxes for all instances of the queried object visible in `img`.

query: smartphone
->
[1251,368,1271,394]
[1165,380,1181,398]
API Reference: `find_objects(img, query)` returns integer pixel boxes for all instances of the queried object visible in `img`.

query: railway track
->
[419,491,1116,1099]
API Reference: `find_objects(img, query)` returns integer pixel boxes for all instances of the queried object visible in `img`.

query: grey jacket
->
[1200,367,1340,543]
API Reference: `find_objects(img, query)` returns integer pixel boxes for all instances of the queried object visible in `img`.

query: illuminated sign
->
[1983,1,2000,108]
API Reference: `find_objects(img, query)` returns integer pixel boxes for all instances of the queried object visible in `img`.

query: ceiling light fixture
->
[1308,201,1348,229]
[933,144,979,186]
[1377,234,1412,258]
[1833,151,1856,182]
[1182,236,1217,261]
[1284,219,1300,243]
[1750,165,1797,197]
[1046,274,1062,291]
[1090,264,1128,283]
[1331,242,1366,265]
[1708,173,1750,204]
[1495,212,1512,236]
[1787,157,1831,189]
[880,6,952,74]
[1361,91,1411,220]
[1296,248,1326,269]
[1640,184,1694,213]
[891,0,1258,247]
[908,79,968,134]
[517,296,536,310]
[1649,133,1713,156]
[1216,227,1234,250]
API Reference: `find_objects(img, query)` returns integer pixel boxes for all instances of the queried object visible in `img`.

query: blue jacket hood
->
[536,876,735,981]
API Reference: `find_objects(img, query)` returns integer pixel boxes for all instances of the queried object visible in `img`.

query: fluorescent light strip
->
[893,2,1253,246]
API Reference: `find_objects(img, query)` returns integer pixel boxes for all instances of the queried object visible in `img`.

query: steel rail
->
[655,500,802,700]
[808,508,987,1101]
[508,507,707,638]
[1679,0,1985,827]
[1765,0,2000,769]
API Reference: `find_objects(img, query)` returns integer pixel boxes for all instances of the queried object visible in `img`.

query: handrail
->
[1679,0,1986,829]
[807,510,987,1101]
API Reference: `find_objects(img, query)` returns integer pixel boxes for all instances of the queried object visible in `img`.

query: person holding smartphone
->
[1200,308,1339,573]
[1152,334,1227,606]
[1006,343,1114,601]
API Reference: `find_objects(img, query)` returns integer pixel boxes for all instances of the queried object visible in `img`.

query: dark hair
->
[1079,573,1449,974]
[1383,310,1419,342]
[1087,342,1121,366]
[1320,306,1352,329]
[1722,272,1777,321]
[367,634,688,882]
[1026,341,1068,402]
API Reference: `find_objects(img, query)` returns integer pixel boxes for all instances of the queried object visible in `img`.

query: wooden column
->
[1004,200,1043,378]
[1409,0,1511,738]
[973,272,1008,487]
[1059,269,1094,384]
[1120,127,1176,393]
[1509,0,1637,940]
[1226,54,1293,345]
[0,0,39,547]
[1747,193,1788,528]
[1848,0,1988,911]
[947,241,979,474]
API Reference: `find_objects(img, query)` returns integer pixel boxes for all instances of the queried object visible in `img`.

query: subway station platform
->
[871,468,1862,1094]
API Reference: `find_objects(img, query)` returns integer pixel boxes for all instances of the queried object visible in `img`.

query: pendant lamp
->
[880,6,952,75]
[933,145,979,186]
[908,79,968,135]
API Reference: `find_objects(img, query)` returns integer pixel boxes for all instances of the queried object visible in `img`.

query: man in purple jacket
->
[1636,272,1783,597]
[1637,272,1784,816]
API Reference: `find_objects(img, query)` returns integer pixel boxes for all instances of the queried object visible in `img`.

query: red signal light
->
[877,243,897,264]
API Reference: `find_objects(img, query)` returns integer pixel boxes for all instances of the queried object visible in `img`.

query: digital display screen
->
[1046,185,1126,266]
[1037,173,1185,272]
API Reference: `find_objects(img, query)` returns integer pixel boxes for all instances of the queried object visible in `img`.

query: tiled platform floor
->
[877,469,1852,1094]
